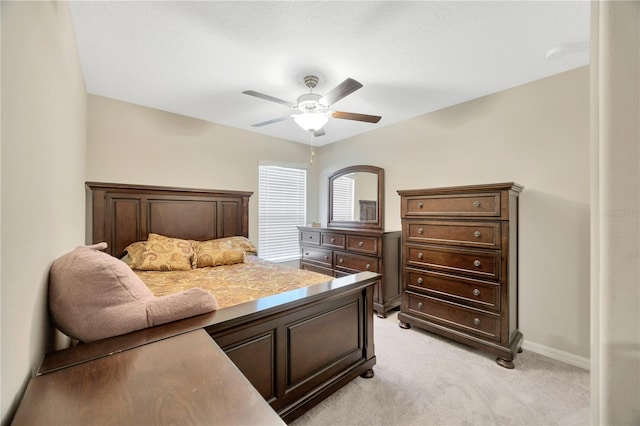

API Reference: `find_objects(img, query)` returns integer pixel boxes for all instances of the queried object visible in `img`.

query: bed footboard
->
[207,276,376,423]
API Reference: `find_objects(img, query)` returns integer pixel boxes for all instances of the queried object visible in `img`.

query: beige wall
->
[590,1,639,424]
[316,67,591,362]
[86,95,316,244]
[1,1,87,421]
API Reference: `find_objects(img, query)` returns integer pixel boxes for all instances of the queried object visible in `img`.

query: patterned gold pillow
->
[217,236,258,255]
[193,239,245,268]
[128,233,195,271]
[121,241,146,265]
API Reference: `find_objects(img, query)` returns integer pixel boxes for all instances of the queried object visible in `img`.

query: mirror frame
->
[328,165,384,230]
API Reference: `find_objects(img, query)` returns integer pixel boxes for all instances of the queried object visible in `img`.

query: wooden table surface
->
[12,329,284,426]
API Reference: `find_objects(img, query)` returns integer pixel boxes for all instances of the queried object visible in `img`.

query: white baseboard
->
[522,340,590,371]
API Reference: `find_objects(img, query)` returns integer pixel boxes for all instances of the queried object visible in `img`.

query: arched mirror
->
[328,165,384,230]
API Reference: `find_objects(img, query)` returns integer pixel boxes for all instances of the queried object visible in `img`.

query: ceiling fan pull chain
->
[309,131,315,165]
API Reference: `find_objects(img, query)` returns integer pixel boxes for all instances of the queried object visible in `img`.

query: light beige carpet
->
[292,314,589,426]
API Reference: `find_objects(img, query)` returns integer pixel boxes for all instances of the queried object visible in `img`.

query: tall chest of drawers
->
[298,226,401,318]
[397,183,523,368]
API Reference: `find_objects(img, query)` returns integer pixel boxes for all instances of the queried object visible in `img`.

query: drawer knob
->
[473,231,481,238]
[417,302,424,309]
[417,277,424,284]
[473,288,481,296]
[473,200,480,207]
[473,259,481,267]
[418,252,424,259]
[324,256,328,260]
[330,238,335,243]
[417,202,423,208]
[366,263,371,270]
[339,258,344,264]
[418,227,424,234]
[358,241,364,247]
[473,317,481,325]
[305,252,309,256]
[308,235,313,239]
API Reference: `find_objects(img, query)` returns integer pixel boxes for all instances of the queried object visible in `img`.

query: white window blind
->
[259,165,307,262]
[332,175,355,221]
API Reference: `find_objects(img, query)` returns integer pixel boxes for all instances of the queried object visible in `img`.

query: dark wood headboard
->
[86,182,253,257]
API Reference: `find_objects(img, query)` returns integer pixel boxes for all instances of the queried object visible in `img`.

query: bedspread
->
[135,256,334,309]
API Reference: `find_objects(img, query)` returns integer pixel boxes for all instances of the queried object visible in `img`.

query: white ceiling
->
[69,1,590,146]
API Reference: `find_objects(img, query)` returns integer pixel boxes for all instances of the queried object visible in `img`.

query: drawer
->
[404,193,500,217]
[300,230,320,245]
[334,251,379,273]
[406,245,500,281]
[406,220,501,249]
[346,235,379,255]
[404,268,500,312]
[300,261,335,277]
[301,247,332,267]
[406,292,500,341]
[321,232,345,249]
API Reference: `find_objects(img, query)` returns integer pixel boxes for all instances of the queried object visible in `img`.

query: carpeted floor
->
[291,313,590,426]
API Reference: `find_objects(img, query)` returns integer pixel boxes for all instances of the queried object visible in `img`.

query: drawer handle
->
[338,258,344,264]
[473,200,480,207]
[358,241,364,247]
[366,263,371,270]
[417,202,423,208]
[305,252,309,256]
[473,317,481,325]
[417,302,424,309]
[417,277,424,284]
[330,238,335,243]
[473,259,481,267]
[473,231,481,238]
[473,288,481,296]
[418,228,424,234]
[308,235,313,239]
[418,252,424,260]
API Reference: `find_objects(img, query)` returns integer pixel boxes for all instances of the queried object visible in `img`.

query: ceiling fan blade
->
[331,111,381,123]
[314,129,326,137]
[242,90,296,108]
[251,116,291,127]
[319,78,363,105]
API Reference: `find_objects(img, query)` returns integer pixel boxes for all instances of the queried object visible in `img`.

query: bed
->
[85,181,378,423]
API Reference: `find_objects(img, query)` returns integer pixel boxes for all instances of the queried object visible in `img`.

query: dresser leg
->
[376,311,387,319]
[360,369,375,379]
[398,321,411,329]
[517,347,523,353]
[496,357,515,369]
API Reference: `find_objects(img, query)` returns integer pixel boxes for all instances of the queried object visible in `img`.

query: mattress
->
[135,255,334,309]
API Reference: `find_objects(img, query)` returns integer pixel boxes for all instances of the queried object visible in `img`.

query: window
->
[258,164,307,262]
[332,175,355,221]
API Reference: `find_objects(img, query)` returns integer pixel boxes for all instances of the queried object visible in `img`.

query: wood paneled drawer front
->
[301,247,332,267]
[406,245,500,281]
[335,251,379,273]
[406,292,500,341]
[300,262,334,277]
[405,193,500,217]
[321,232,345,249]
[405,268,500,311]
[346,235,378,255]
[300,230,320,245]
[406,220,501,249]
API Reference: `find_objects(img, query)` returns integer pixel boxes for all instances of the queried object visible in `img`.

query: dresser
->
[397,183,523,368]
[13,328,284,426]
[298,226,401,318]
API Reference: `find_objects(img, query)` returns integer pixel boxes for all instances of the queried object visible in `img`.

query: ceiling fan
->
[242,75,382,137]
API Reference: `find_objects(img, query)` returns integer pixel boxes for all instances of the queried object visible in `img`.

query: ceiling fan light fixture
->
[293,112,329,132]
